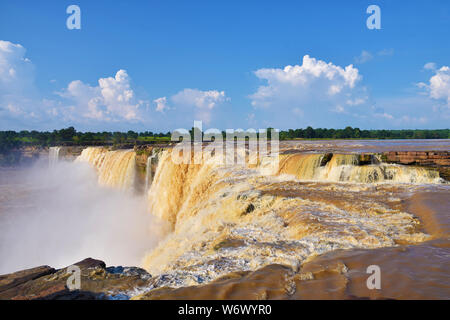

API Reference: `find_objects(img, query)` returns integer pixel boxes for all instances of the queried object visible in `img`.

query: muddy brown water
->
[1,144,449,300]
[139,189,449,300]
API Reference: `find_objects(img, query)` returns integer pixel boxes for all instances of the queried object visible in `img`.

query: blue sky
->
[0,0,449,132]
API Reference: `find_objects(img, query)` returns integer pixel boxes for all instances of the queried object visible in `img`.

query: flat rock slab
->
[0,258,152,300]
[0,265,56,293]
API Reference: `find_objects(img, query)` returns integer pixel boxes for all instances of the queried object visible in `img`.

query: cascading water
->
[140,148,441,288]
[277,154,324,180]
[65,146,443,289]
[278,153,441,183]
[145,153,157,192]
[1,142,448,298]
[76,147,136,191]
[48,146,61,167]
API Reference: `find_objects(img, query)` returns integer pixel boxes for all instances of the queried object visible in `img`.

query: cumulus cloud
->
[370,64,450,127]
[428,67,450,104]
[59,69,146,122]
[0,40,34,95]
[251,55,361,103]
[0,40,49,129]
[0,40,227,130]
[0,40,151,129]
[249,55,367,127]
[2,39,447,130]
[419,65,450,106]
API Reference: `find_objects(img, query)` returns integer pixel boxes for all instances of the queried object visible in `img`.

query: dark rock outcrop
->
[0,258,151,300]
[0,266,55,293]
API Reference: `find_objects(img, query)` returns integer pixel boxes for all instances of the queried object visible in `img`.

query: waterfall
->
[371,154,383,164]
[48,147,61,167]
[277,153,441,183]
[147,150,443,229]
[146,149,226,228]
[68,146,441,287]
[278,154,324,179]
[76,147,136,191]
[145,153,157,192]
[142,147,432,287]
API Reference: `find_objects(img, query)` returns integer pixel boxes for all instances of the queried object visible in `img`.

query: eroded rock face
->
[0,258,151,300]
[383,151,450,180]
[383,151,450,166]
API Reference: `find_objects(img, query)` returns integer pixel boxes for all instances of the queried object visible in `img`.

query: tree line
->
[0,127,171,153]
[278,126,450,140]
[1,126,449,154]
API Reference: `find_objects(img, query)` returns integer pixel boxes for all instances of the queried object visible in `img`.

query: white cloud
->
[355,50,373,64]
[154,96,169,112]
[0,40,151,129]
[155,88,228,124]
[429,66,450,104]
[59,69,146,122]
[249,55,366,127]
[419,65,450,106]
[171,88,227,110]
[1,39,447,131]
[251,55,361,105]
[0,40,44,128]
[248,55,448,128]
[0,40,34,95]
[0,40,228,130]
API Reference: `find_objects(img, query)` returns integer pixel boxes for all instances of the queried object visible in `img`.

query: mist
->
[0,159,164,274]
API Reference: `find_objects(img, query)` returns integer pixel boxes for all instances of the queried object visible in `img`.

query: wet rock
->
[131,264,295,300]
[106,266,124,274]
[213,238,245,251]
[242,203,255,215]
[320,153,333,166]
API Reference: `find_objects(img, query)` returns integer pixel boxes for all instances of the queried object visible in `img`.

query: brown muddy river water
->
[0,140,449,299]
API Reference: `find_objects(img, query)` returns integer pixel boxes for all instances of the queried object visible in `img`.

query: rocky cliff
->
[383,151,450,181]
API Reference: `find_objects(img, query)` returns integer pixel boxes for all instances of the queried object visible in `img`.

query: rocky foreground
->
[0,258,299,300]
[0,258,152,300]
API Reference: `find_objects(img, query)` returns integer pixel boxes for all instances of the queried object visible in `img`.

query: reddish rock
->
[383,151,450,181]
